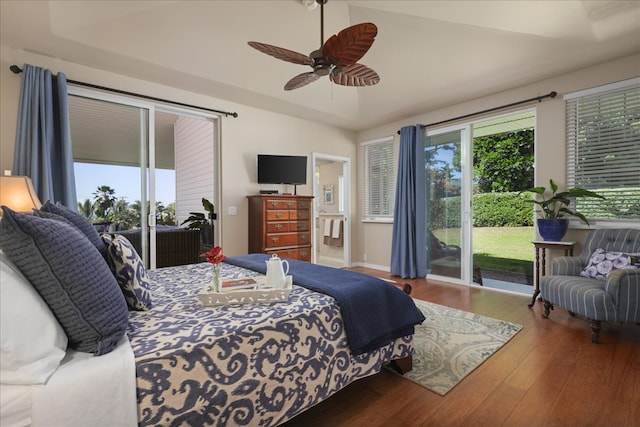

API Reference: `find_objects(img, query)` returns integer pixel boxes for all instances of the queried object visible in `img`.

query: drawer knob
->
[271,237,279,243]
[275,224,282,230]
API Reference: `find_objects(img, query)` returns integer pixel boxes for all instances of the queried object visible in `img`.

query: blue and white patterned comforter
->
[128,262,414,426]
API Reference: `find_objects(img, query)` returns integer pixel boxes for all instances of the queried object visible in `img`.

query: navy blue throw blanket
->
[224,254,425,355]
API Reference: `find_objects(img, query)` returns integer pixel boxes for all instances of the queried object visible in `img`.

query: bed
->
[130,258,420,425]
[0,204,424,426]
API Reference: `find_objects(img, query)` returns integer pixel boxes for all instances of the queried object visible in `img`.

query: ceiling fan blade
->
[284,72,322,91]
[248,41,313,66]
[322,23,377,67]
[330,64,380,87]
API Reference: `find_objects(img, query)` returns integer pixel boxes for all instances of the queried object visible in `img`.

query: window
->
[362,136,396,220]
[565,78,640,221]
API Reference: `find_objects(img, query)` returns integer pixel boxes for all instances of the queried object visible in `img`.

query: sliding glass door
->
[425,126,472,283]
[68,86,220,269]
[68,88,157,266]
[424,110,535,292]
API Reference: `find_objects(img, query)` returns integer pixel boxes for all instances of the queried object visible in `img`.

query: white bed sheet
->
[0,384,32,426]
[30,335,137,427]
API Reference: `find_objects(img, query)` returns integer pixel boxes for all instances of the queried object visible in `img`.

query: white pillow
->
[0,251,67,384]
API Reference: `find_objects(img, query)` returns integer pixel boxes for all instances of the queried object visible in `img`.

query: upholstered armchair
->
[540,229,640,343]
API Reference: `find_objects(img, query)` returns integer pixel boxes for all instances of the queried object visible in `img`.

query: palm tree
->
[77,199,94,220]
[92,185,117,221]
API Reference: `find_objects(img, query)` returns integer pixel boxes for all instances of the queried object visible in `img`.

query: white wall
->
[0,46,357,258]
[174,116,215,226]
[354,53,640,269]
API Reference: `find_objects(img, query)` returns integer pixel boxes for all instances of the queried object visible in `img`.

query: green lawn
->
[434,226,534,275]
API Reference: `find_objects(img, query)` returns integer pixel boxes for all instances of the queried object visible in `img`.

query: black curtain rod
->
[397,91,557,134]
[10,65,238,118]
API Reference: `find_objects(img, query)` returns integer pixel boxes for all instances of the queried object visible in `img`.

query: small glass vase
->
[204,264,221,294]
[212,264,221,293]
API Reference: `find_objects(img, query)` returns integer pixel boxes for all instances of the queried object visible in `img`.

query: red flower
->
[201,246,225,264]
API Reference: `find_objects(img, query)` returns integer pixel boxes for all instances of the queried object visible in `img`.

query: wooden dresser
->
[247,195,313,261]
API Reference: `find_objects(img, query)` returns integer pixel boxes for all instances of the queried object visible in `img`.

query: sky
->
[74,163,176,206]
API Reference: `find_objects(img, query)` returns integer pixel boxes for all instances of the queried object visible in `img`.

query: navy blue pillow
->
[39,200,108,259]
[0,207,128,355]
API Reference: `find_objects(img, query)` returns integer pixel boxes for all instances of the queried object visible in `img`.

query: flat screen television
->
[257,155,307,185]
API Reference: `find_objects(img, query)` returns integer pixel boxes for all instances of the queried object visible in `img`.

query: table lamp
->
[0,175,42,218]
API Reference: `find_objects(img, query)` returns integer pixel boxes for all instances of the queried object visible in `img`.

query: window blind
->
[565,78,640,220]
[362,137,396,220]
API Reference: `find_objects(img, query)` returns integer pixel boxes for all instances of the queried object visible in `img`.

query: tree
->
[473,129,534,193]
[92,185,117,221]
[77,199,94,220]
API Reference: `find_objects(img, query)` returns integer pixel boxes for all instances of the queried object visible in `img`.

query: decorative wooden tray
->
[198,276,292,306]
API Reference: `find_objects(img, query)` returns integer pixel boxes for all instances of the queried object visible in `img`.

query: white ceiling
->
[1,0,640,132]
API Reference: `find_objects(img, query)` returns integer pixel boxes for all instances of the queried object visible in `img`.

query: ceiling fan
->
[247,0,380,91]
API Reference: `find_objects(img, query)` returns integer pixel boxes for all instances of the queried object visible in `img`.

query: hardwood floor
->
[282,267,640,427]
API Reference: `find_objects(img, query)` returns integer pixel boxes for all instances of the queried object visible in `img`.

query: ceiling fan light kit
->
[248,0,380,91]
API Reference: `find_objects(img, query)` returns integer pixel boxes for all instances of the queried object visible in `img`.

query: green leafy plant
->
[181,198,216,230]
[523,179,605,225]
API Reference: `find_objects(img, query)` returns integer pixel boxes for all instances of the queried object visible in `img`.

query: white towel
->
[323,219,332,237]
[332,219,342,238]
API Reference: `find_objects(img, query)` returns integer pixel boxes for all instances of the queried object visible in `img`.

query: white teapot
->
[265,254,289,289]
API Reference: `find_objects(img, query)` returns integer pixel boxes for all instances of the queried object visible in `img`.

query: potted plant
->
[181,198,217,245]
[523,179,605,241]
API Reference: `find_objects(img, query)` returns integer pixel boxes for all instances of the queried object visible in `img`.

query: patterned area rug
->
[398,299,522,395]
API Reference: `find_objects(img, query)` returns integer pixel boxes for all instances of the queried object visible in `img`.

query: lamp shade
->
[0,176,42,213]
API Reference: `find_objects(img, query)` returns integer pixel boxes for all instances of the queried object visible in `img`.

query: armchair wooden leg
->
[590,320,601,344]
[542,300,553,318]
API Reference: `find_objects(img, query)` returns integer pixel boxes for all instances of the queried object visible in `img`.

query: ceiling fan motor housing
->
[310,50,331,75]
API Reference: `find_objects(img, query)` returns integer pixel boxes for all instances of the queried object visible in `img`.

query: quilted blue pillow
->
[580,248,639,280]
[39,200,108,259]
[102,234,152,311]
[0,207,128,355]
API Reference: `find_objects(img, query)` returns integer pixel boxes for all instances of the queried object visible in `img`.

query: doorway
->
[424,109,535,295]
[67,86,219,269]
[312,153,351,268]
[425,126,470,283]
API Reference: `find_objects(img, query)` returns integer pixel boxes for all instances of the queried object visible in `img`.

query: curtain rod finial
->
[10,65,22,74]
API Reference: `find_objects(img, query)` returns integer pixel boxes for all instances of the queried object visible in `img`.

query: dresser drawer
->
[266,222,289,233]
[265,199,297,210]
[265,233,299,248]
[293,247,311,261]
[290,209,310,220]
[266,247,311,261]
[292,221,309,232]
[297,232,311,245]
[296,200,310,210]
[266,210,289,221]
